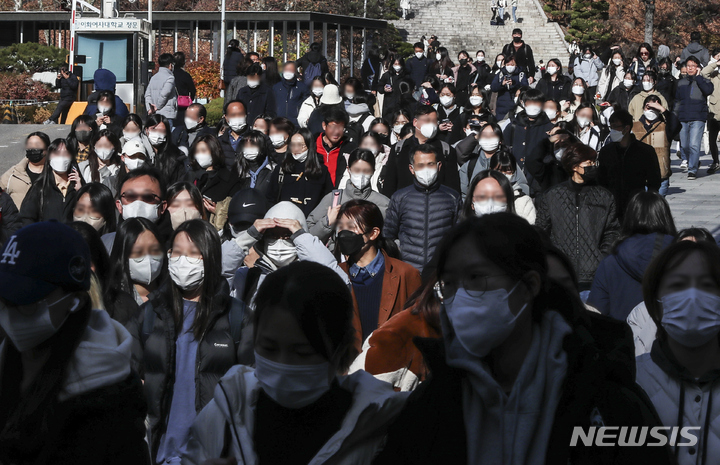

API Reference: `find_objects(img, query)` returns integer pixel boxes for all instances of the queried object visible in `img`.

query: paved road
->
[0,124,718,237]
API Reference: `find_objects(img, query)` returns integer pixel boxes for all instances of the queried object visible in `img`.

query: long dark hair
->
[613,191,677,253]
[121,114,144,134]
[167,181,207,221]
[336,199,400,260]
[282,128,324,179]
[168,219,223,340]
[145,114,185,185]
[462,170,516,219]
[70,182,118,235]
[189,134,225,172]
[237,130,270,178]
[109,217,165,295]
[96,91,117,116]
[34,138,82,216]
[67,114,98,154]
[407,273,441,333]
[87,129,122,183]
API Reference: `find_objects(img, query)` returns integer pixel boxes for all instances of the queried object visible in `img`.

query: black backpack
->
[345,113,374,145]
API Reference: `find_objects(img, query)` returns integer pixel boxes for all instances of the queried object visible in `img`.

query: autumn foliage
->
[185,60,221,100]
[0,73,53,101]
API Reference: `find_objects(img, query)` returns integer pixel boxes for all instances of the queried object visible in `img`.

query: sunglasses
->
[121,192,162,204]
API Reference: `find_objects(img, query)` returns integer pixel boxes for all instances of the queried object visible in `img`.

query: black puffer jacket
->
[384,180,461,272]
[138,286,254,458]
[535,180,620,285]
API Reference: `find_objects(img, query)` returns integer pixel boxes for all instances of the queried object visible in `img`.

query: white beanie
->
[264,201,308,232]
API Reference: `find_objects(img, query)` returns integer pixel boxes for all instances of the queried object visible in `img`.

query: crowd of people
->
[0,27,719,465]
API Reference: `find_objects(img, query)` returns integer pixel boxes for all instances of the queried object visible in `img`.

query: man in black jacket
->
[45,66,78,124]
[235,63,276,124]
[598,109,661,220]
[381,105,461,197]
[184,103,216,146]
[405,42,434,90]
[218,100,250,170]
[501,28,536,84]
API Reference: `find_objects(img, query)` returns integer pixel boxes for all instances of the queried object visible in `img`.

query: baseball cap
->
[0,221,91,305]
[122,139,147,157]
[228,188,269,225]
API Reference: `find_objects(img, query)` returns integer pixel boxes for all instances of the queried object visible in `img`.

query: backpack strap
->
[440,140,450,159]
[141,301,156,346]
[228,297,247,346]
[395,138,406,154]
[466,156,479,186]
[276,168,285,203]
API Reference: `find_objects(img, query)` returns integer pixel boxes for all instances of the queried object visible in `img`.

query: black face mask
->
[337,230,366,257]
[26,148,45,163]
[580,165,599,183]
[513,37,522,44]
[75,130,92,144]
[373,131,390,146]
[659,69,669,76]
[460,58,468,66]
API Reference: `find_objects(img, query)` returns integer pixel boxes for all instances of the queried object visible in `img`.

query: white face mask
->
[283,71,296,81]
[50,156,71,173]
[265,238,297,268]
[496,61,504,68]
[465,128,477,137]
[608,128,625,143]
[415,52,424,59]
[546,66,558,75]
[148,132,166,146]
[414,167,438,187]
[436,53,442,61]
[643,109,658,121]
[243,147,260,161]
[122,200,159,222]
[73,213,106,231]
[554,147,566,161]
[312,87,324,96]
[393,123,405,134]
[642,81,654,91]
[123,156,145,171]
[525,105,542,117]
[345,92,355,101]
[349,171,371,190]
[439,95,454,108]
[270,134,286,148]
[576,116,591,128]
[476,55,485,62]
[254,352,331,409]
[247,79,260,88]
[479,137,500,153]
[571,85,585,95]
[545,108,558,120]
[170,207,202,230]
[469,96,483,107]
[393,65,402,73]
[623,79,634,88]
[292,150,308,163]
[185,117,199,130]
[0,294,77,352]
[123,131,140,140]
[228,117,247,132]
[505,65,516,73]
[168,255,205,290]
[195,151,213,169]
[128,254,163,285]
[97,105,111,114]
[612,58,622,66]
[420,123,438,139]
[95,148,114,161]
[473,199,507,216]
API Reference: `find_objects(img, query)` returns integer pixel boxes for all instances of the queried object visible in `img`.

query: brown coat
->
[633,120,671,180]
[340,251,422,352]
[0,158,33,209]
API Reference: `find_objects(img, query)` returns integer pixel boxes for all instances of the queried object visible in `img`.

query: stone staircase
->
[393,0,570,67]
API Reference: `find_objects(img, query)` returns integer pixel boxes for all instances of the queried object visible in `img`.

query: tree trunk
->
[644,0,655,46]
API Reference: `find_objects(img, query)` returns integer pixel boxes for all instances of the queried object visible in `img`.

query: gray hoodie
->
[144,66,178,119]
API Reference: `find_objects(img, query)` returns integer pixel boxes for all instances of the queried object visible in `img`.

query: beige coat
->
[701,61,720,121]
[628,90,668,121]
[0,158,33,208]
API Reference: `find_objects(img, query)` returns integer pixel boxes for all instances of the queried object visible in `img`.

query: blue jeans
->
[659,178,669,196]
[512,6,517,21]
[680,120,705,174]
[498,7,504,21]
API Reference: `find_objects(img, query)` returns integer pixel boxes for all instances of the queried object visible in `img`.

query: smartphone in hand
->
[331,189,343,208]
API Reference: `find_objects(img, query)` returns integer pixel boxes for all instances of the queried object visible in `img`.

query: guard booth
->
[73,17,151,113]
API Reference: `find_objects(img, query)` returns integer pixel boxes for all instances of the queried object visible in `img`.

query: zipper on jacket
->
[424,188,430,266]
[575,191,580,273]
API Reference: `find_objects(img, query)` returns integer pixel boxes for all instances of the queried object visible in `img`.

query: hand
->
[148,104,157,115]
[203,198,216,214]
[528,76,534,84]
[421,82,432,89]
[562,101,571,110]
[327,205,341,226]
[647,101,666,113]
[253,218,277,234]
[274,218,303,234]
[68,168,81,190]
[439,122,452,131]
[611,45,620,51]
[201,459,237,465]
[632,57,638,62]
[96,116,105,126]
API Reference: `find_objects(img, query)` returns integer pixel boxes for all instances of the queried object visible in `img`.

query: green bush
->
[205,98,225,127]
[0,43,68,73]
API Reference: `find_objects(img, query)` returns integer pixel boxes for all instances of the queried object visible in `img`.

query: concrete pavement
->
[0,124,718,237]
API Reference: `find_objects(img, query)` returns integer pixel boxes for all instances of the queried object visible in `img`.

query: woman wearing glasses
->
[535,143,620,291]
[140,219,254,464]
[375,213,673,465]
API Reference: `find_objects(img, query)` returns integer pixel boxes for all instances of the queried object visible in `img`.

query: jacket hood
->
[304,50,325,64]
[211,365,408,464]
[614,233,674,282]
[93,69,117,92]
[347,103,370,117]
[685,42,706,54]
[60,308,133,401]
[264,201,308,231]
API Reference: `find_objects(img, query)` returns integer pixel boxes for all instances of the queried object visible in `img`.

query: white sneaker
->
[680,160,688,171]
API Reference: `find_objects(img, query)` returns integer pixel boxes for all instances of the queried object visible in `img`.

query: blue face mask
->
[254,352,331,409]
[442,282,527,358]
[661,288,720,348]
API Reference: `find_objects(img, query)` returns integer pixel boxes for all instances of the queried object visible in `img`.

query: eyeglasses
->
[121,192,162,204]
[167,253,203,264]
[435,274,508,302]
